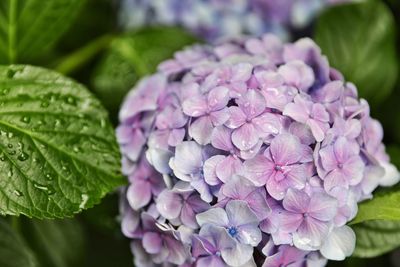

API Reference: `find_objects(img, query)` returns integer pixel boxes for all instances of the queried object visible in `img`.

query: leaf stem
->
[8,0,18,63]
[54,34,115,75]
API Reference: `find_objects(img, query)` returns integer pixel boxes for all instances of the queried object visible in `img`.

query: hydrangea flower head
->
[117,34,399,266]
[119,0,353,41]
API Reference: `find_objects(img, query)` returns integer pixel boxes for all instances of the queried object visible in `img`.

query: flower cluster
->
[119,0,352,41]
[117,34,399,266]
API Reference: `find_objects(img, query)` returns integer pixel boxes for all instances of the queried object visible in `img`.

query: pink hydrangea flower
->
[117,34,399,267]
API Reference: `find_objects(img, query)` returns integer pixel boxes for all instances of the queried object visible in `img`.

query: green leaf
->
[0,65,124,219]
[0,219,38,267]
[0,0,87,64]
[350,186,400,224]
[20,218,85,267]
[352,220,400,258]
[92,26,198,117]
[315,0,398,105]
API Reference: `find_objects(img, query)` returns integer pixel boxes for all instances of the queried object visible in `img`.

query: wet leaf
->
[0,65,124,219]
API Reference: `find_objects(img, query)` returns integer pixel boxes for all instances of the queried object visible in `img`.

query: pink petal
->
[244,188,271,220]
[324,169,348,192]
[225,106,247,129]
[308,193,338,222]
[245,38,265,55]
[211,126,234,151]
[333,137,352,163]
[209,108,230,126]
[156,190,183,220]
[342,156,365,186]
[182,95,207,117]
[270,134,303,165]
[243,155,274,186]
[168,128,185,146]
[289,122,315,145]
[207,86,230,111]
[203,155,225,186]
[319,145,338,172]
[232,123,259,151]
[278,211,303,233]
[238,89,266,119]
[278,61,315,92]
[122,129,146,162]
[283,102,309,124]
[252,113,282,138]
[216,155,242,183]
[307,119,326,142]
[311,103,330,123]
[143,232,162,254]
[254,70,284,88]
[295,217,330,250]
[189,116,214,145]
[239,140,263,160]
[283,189,309,213]
[127,180,152,210]
[180,204,198,229]
[267,176,293,200]
[231,63,253,82]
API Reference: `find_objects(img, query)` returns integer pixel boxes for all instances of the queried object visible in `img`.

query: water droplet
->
[47,186,56,196]
[61,165,70,175]
[79,194,89,209]
[40,101,50,108]
[17,152,29,161]
[7,144,13,148]
[39,144,47,150]
[20,116,31,123]
[73,146,82,153]
[45,173,54,181]
[33,183,48,191]
[1,88,10,95]
[17,142,24,149]
[8,150,16,155]
[100,119,106,128]
[7,169,13,177]
[7,132,13,138]
[54,119,62,127]
[13,190,23,197]
[64,96,77,106]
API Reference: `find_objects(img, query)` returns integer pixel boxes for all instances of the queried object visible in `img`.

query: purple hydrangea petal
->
[196,208,229,228]
[278,60,315,92]
[127,180,152,210]
[189,116,214,145]
[156,189,183,220]
[143,232,163,254]
[283,189,309,213]
[232,122,259,151]
[225,106,247,129]
[320,226,355,261]
[203,155,225,186]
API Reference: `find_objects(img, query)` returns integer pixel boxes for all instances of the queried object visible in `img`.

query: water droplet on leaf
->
[13,190,23,197]
[40,101,50,108]
[45,173,54,181]
[17,152,29,161]
[20,116,31,123]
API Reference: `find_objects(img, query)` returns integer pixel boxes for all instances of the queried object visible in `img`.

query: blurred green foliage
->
[315,0,398,106]
[91,27,198,120]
